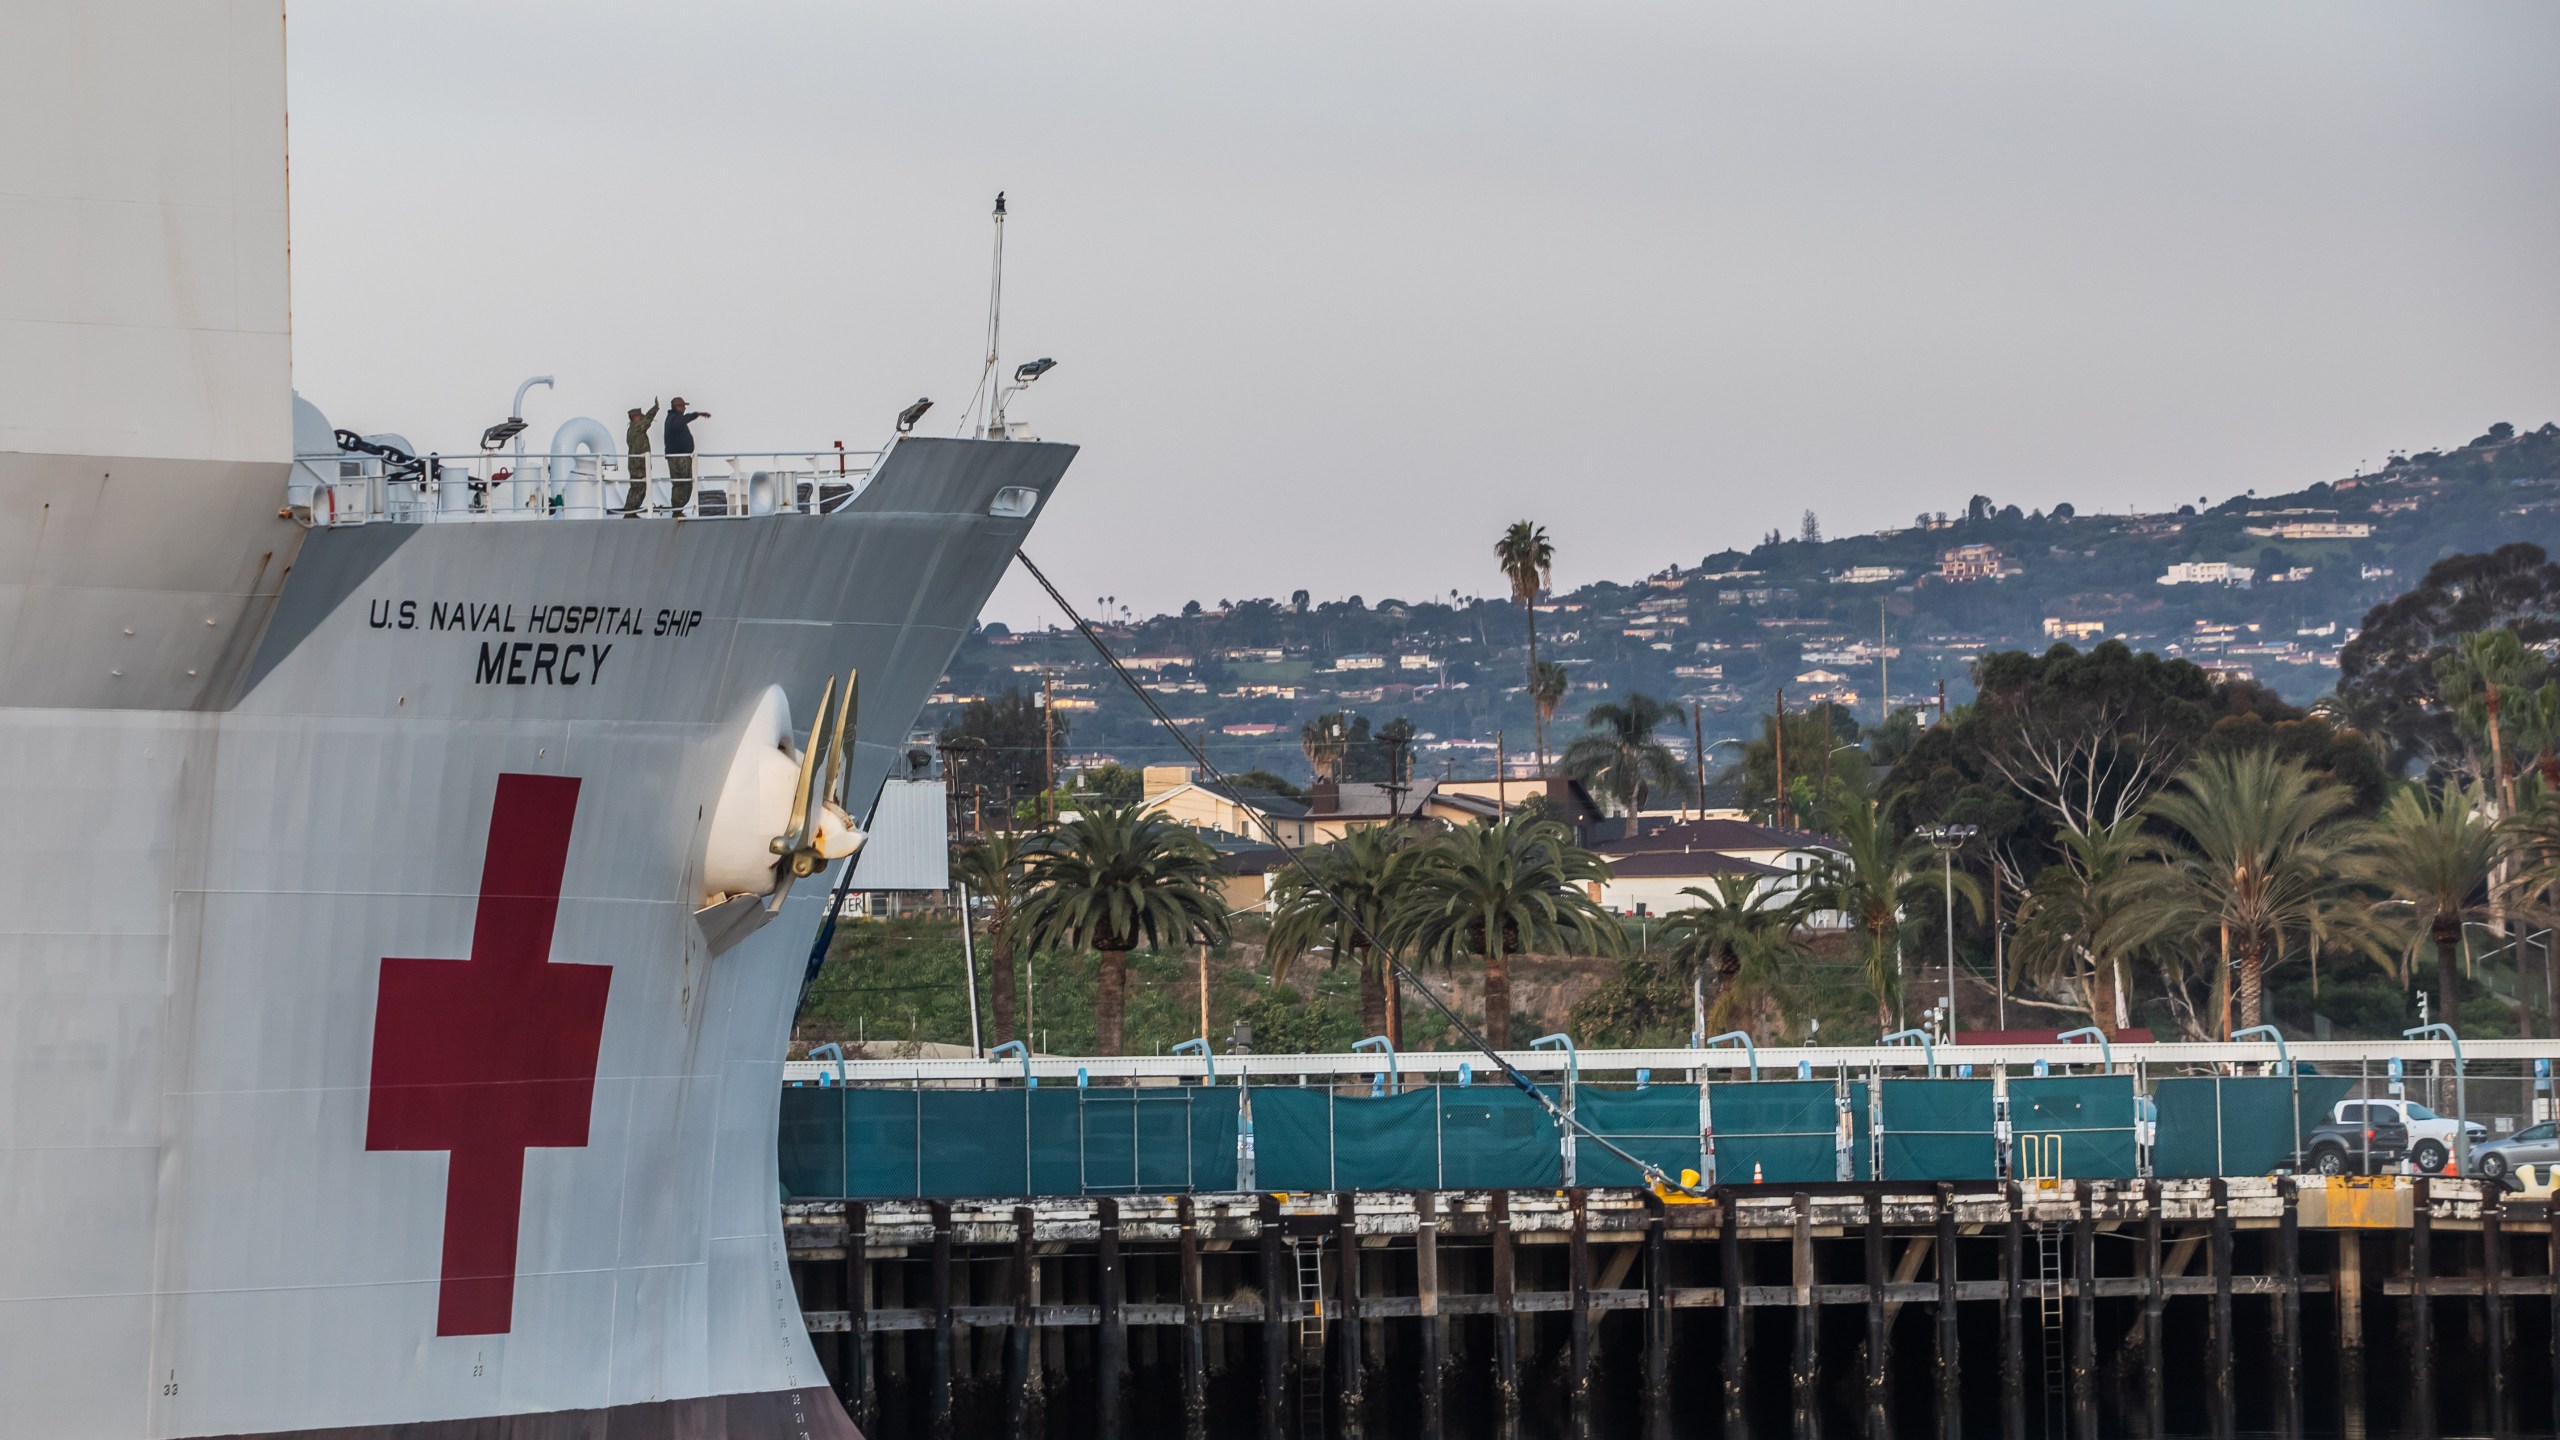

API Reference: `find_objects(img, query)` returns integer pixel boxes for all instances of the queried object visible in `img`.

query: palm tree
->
[1531,661,1571,761]
[1655,874,1807,1041]
[2436,629,2543,809]
[951,830,1043,1046]
[1299,711,1350,784]
[2010,819,2147,1032]
[1805,797,1981,1032]
[1015,802,1230,1056]
[1496,521,1555,771]
[1266,827,1415,1043]
[2369,780,2500,1029]
[1391,815,1620,1048]
[2111,750,2381,1032]
[1558,692,1688,830]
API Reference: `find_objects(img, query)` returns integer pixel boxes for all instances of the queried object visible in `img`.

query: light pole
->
[1921,824,1977,1035]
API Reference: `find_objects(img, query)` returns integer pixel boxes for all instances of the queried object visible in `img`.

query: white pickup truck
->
[2336,1098,2489,1174]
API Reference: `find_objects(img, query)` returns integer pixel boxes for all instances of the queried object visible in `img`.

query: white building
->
[2157,562,2254,586]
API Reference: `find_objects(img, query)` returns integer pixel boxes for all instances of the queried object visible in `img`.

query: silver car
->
[2472,1120,2560,1179]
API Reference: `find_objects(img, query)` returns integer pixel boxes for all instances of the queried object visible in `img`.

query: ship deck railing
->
[290,446,887,525]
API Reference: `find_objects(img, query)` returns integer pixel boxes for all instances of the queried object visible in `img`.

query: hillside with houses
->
[924,419,2560,788]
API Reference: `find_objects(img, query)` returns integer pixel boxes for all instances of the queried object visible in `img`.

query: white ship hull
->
[2,439,1070,1438]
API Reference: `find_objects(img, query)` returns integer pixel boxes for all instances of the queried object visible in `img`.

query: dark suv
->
[2296,1109,2410,1175]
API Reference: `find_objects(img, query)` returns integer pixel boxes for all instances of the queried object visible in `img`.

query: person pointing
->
[664,397,711,513]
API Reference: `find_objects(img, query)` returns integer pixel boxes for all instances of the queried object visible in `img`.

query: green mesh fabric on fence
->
[781,1070,2357,1198]
[1708,1080,1866,1184]
[1252,1085,1562,1191]
[1434,1086,1566,1189]
[1879,1079,1997,1179]
[2150,1075,2354,1178]
[2008,1076,2138,1178]
[1576,1086,1706,1188]
[779,1085,1240,1198]
[778,1085,847,1197]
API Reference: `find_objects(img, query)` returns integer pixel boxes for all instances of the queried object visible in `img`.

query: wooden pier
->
[784,1176,2560,1439]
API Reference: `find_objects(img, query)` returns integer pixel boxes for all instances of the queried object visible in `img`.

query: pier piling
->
[1571,1189,1595,1440]
[929,1199,954,1440]
[2412,1177,2436,1439]
[1336,1193,1364,1440]
[2140,1181,2163,1440]
[1720,1188,1747,1438]
[1009,1206,1037,1440]
[845,1200,875,1434]
[1098,1198,1124,1440]
[2001,1185,2025,1440]
[2336,1228,2365,1440]
[1936,1185,1961,1440]
[1867,1191,1892,1440]
[2277,1180,2302,1439]
[1492,1189,1521,1440]
[1792,1192,1818,1440]
[1419,1191,1447,1440]
[2073,1190,2097,1440]
[1179,1196,1207,1440]
[2209,1178,2234,1440]
[1642,1193,1670,1440]
[1258,1192,1286,1440]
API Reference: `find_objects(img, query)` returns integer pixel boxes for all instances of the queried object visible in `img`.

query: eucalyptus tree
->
[1805,796,1981,1032]
[951,829,1045,1045]
[1391,815,1619,1049]
[1265,826,1416,1043]
[1015,802,1230,1056]
[1559,692,1689,829]
[1496,521,1555,770]
[2111,749,2382,1032]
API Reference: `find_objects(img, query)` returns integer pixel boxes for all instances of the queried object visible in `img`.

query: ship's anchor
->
[767,669,863,909]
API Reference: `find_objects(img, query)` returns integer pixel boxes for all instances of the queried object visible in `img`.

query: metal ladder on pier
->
[2036,1222,2067,1436]
[1292,1237,1328,1440]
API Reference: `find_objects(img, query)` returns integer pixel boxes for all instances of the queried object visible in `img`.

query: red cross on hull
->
[366,773,612,1336]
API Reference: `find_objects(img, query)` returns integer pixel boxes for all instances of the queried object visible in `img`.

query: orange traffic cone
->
[1753,1162,1765,1184]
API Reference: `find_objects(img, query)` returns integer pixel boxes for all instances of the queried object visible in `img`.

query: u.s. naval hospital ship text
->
[0,4,1063,1436]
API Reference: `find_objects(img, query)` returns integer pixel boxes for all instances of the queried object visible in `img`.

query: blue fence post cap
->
[2034,1059,2050,1077]
[1636,1068,1651,1089]
[1959,1064,1973,1078]
[1797,1060,1812,1080]
[1077,1067,1089,1089]
[1458,1063,1473,1088]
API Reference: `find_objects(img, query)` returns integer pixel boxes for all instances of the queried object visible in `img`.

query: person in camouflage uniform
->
[619,399,659,516]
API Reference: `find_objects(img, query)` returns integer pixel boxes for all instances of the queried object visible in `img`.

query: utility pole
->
[1992,862,2007,1032]
[1922,824,1977,1034]
[1041,669,1056,823]
[1773,687,1788,829]
[1879,599,1888,728]
[1693,708,1707,817]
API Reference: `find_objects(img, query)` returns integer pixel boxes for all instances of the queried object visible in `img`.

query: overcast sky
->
[287,1,2560,628]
